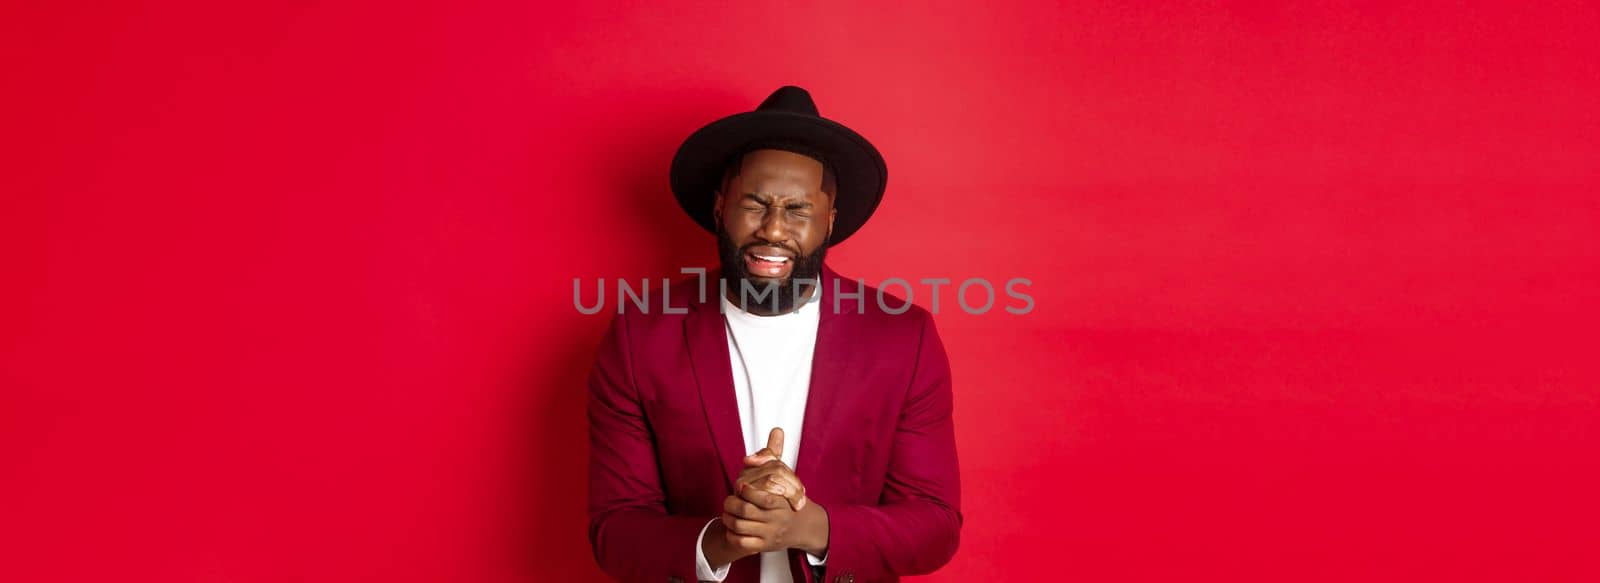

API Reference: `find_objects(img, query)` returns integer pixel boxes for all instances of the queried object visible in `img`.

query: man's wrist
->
[702,518,746,567]
[795,501,830,556]
[695,519,731,581]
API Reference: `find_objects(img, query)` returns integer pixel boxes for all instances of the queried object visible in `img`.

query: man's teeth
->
[754,255,790,263]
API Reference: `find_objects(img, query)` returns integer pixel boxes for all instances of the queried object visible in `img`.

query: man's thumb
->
[765,427,784,458]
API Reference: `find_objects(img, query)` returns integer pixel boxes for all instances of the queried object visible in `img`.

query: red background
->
[4,1,1598,581]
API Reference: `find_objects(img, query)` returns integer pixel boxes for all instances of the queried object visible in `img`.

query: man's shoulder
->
[822,273,937,331]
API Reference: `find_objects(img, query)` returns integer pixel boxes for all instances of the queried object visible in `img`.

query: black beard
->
[716,227,827,315]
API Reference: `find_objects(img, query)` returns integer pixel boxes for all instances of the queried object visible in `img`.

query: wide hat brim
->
[670,89,887,246]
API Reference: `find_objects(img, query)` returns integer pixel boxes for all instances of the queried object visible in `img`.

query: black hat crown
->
[757,86,820,116]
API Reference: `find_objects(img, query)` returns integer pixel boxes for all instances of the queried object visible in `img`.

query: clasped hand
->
[720,427,814,554]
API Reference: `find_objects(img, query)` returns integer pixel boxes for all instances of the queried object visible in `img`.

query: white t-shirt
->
[694,291,828,582]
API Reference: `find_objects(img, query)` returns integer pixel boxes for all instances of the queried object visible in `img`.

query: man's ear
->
[828,207,837,235]
[712,190,725,224]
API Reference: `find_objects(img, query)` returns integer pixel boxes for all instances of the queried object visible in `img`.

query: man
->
[587,86,961,583]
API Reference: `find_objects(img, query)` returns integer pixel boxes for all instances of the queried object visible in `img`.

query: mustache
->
[740,241,799,255]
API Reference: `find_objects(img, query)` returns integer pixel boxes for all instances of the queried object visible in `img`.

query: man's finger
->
[737,476,787,497]
[720,513,766,536]
[742,427,786,466]
[738,485,788,510]
[765,427,784,458]
[742,473,792,496]
[726,530,765,552]
[724,494,763,519]
[763,476,807,511]
[743,448,776,467]
[735,463,794,485]
[735,465,808,511]
[760,478,786,496]
[741,473,806,509]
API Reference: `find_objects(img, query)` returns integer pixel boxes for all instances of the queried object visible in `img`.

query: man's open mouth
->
[743,247,794,279]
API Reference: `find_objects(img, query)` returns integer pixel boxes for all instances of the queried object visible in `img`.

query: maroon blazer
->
[587,265,962,583]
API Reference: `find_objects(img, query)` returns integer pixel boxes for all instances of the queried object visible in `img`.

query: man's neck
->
[722,282,819,317]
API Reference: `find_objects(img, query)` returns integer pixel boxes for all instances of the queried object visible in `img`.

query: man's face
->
[714,149,837,312]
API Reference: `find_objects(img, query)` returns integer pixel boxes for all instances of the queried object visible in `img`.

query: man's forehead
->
[739,149,824,176]
[735,150,821,191]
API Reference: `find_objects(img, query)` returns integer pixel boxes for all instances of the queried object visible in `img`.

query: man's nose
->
[759,207,788,243]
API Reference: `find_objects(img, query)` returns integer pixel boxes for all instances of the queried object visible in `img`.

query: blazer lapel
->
[796,265,851,487]
[684,277,745,493]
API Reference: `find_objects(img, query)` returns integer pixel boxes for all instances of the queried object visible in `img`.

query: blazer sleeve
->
[587,312,708,582]
[821,310,963,581]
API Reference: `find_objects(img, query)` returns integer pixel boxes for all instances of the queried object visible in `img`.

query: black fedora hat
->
[670,85,887,245]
